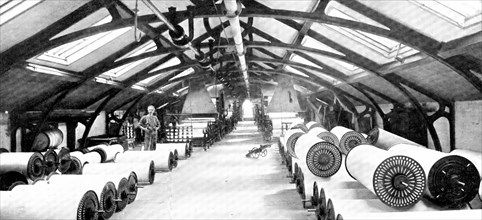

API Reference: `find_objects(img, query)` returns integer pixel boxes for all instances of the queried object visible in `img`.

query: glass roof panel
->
[290,53,322,69]
[284,65,309,78]
[293,84,311,94]
[137,74,162,86]
[148,57,181,73]
[36,16,132,65]
[325,1,390,30]
[411,0,482,27]
[306,69,342,85]
[301,36,345,56]
[323,3,419,60]
[0,0,42,26]
[169,67,195,81]
[101,40,157,78]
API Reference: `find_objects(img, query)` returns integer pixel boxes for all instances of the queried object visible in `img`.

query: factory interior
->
[0,0,481,219]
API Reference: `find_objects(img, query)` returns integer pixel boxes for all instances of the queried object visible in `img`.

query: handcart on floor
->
[246,144,272,158]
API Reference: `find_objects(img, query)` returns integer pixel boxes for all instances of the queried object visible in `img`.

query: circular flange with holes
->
[286,132,304,158]
[339,131,366,154]
[115,177,129,211]
[317,132,340,148]
[373,155,426,207]
[305,142,342,177]
[77,190,99,220]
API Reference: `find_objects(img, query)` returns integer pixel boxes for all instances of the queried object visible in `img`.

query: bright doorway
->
[242,99,254,120]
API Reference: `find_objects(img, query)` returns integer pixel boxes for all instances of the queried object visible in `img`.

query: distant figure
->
[139,105,160,151]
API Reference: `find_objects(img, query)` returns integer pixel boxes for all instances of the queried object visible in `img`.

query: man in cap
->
[139,105,160,151]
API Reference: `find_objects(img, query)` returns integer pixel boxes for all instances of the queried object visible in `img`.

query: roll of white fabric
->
[331,198,468,218]
[330,126,366,154]
[81,163,138,203]
[339,209,479,220]
[0,152,45,180]
[157,143,190,159]
[83,161,154,185]
[367,127,420,150]
[294,133,342,177]
[305,121,322,130]
[1,188,99,220]
[390,144,480,205]
[46,174,118,219]
[346,144,426,207]
[308,127,339,147]
[115,150,173,172]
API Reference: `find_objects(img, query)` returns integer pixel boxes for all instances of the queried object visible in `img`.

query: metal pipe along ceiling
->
[223,0,250,98]
[141,0,201,58]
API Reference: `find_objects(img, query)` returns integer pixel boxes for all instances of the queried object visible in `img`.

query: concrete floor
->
[112,121,316,220]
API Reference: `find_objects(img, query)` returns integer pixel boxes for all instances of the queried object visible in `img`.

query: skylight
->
[156,81,180,93]
[290,54,323,69]
[176,86,189,94]
[102,41,157,78]
[25,63,74,77]
[311,71,341,85]
[149,57,181,73]
[284,65,309,78]
[324,6,417,58]
[411,0,482,28]
[301,36,345,56]
[293,84,311,94]
[137,74,162,86]
[0,0,42,26]
[37,16,132,65]
[169,67,195,81]
[131,85,146,91]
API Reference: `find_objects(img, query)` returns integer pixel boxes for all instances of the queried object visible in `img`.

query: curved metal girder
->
[132,54,346,87]
[113,94,145,135]
[385,75,442,151]
[6,2,477,94]
[333,0,482,94]
[79,89,122,149]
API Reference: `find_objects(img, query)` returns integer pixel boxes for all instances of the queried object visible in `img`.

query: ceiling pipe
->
[140,0,212,70]
[222,0,250,99]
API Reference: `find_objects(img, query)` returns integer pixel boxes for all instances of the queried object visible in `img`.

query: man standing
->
[139,105,160,151]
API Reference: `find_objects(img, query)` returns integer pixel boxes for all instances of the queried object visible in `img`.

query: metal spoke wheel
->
[261,149,267,157]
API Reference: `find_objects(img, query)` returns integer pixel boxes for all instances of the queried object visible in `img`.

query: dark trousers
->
[144,132,157,150]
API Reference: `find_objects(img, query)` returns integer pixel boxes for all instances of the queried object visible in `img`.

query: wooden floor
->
[111,121,316,220]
